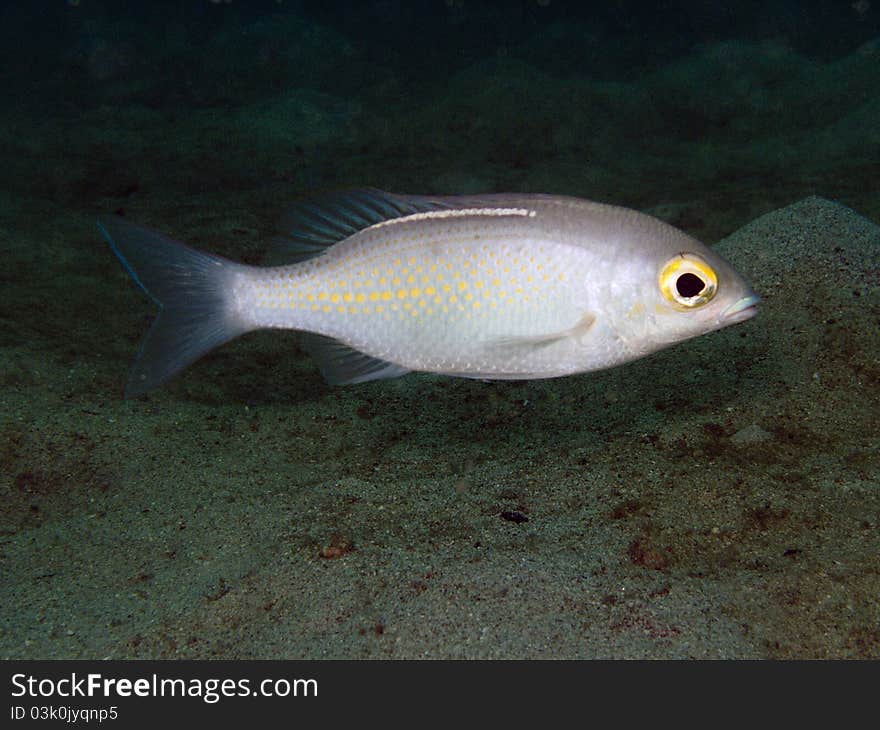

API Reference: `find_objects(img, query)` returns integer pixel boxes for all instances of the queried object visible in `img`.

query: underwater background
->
[0,0,878,658]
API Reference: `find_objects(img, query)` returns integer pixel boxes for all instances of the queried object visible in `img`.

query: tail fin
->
[98,216,250,397]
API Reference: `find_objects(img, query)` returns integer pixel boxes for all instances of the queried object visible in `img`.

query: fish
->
[99,188,759,397]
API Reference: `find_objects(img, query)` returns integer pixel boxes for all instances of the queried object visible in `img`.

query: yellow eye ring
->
[659,254,718,309]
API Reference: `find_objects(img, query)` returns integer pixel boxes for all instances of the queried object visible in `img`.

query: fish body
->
[100,189,758,396]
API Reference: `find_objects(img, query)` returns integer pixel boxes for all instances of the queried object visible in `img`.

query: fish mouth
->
[721,294,761,324]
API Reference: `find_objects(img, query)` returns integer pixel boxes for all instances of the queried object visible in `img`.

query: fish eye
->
[659,254,718,309]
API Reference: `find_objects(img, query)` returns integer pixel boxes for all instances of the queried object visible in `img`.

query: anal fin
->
[300,333,410,385]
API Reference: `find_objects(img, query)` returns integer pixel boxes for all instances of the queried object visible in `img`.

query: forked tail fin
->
[98,216,251,397]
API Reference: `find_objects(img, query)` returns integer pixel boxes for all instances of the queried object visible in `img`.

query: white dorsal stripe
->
[368,207,537,231]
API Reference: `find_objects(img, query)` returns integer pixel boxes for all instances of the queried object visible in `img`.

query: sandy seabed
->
[1,196,877,659]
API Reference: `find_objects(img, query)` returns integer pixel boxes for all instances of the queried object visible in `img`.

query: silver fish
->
[99,189,759,397]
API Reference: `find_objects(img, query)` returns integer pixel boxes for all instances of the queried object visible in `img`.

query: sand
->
[2,196,877,659]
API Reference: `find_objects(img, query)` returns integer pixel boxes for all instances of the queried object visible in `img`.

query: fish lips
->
[720,293,761,324]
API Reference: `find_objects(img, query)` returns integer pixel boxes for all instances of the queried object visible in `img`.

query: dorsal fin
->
[300,333,410,385]
[266,188,450,265]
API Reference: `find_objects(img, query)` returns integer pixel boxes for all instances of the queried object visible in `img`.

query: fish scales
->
[240,205,603,376]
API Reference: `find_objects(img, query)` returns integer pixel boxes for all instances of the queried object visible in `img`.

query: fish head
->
[607,235,759,359]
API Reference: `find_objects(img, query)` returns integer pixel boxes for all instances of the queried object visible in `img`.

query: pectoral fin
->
[487,312,597,351]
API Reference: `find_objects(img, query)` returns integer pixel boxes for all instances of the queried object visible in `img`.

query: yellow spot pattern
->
[250,239,564,323]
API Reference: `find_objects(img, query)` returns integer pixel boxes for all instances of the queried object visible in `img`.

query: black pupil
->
[676,272,705,298]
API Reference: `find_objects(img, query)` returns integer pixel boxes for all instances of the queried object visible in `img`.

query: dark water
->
[2,0,879,229]
[0,1,878,659]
